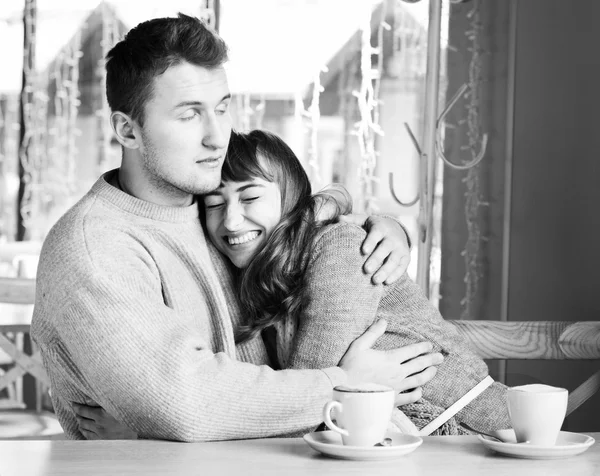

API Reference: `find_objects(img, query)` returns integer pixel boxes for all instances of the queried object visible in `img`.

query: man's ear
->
[110,111,140,149]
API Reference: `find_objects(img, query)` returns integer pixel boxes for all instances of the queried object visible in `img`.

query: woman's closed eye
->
[204,201,224,210]
[242,196,260,203]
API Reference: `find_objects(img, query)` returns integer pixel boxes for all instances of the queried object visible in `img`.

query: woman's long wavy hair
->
[221,130,351,344]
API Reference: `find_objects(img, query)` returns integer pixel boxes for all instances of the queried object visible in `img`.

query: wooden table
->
[1,434,598,476]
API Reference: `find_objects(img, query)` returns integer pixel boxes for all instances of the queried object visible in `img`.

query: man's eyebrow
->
[173,94,232,110]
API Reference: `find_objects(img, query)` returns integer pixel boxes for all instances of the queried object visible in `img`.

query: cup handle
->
[323,401,349,436]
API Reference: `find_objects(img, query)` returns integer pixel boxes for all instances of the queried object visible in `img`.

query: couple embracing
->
[31,13,509,441]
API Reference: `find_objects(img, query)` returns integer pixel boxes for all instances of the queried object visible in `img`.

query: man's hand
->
[337,214,411,285]
[72,403,138,440]
[338,320,443,406]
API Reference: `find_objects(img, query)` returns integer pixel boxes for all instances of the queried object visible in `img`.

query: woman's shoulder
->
[312,222,366,256]
[315,221,366,240]
[305,222,372,280]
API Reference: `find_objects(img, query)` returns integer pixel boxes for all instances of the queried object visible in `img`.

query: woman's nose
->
[223,205,244,231]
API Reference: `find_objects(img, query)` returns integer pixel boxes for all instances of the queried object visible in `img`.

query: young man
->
[31,14,441,441]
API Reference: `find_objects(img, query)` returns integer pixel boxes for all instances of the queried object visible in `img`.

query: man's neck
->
[113,167,195,208]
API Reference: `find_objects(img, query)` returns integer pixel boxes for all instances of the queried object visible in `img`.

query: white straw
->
[419,375,495,436]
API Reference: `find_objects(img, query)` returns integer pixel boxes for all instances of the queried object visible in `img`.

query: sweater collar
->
[91,169,200,223]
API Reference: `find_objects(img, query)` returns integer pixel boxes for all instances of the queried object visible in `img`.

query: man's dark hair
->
[106,13,228,126]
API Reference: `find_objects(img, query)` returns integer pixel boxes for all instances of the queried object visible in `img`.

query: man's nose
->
[202,114,229,150]
[223,204,244,231]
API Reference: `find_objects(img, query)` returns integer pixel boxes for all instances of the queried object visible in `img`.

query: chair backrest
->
[448,320,600,360]
[0,278,36,306]
[0,277,38,412]
[0,276,60,436]
[448,319,600,416]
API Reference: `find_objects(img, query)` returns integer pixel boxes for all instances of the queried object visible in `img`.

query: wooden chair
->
[448,320,600,415]
[0,277,63,439]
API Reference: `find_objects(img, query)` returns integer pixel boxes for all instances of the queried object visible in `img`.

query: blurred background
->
[0,0,436,284]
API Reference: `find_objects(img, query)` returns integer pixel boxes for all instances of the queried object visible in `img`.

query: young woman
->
[200,130,510,435]
[75,129,510,438]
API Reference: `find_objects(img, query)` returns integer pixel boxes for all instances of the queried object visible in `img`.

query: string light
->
[65,32,82,190]
[352,0,388,213]
[96,2,119,172]
[295,66,327,190]
[17,0,38,240]
[0,97,7,238]
[459,0,488,319]
[46,31,82,207]
[338,46,359,192]
[0,95,20,239]
[29,85,48,232]
[0,99,4,176]
[308,67,325,187]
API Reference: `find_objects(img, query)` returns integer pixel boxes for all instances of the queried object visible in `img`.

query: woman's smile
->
[224,231,262,246]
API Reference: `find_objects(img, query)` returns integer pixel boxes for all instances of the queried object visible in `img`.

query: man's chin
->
[188,178,222,195]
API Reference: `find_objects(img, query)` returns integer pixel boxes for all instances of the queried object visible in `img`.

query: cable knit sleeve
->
[285,223,510,432]
[287,223,383,368]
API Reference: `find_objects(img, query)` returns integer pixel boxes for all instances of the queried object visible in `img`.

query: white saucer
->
[479,429,595,459]
[303,431,422,461]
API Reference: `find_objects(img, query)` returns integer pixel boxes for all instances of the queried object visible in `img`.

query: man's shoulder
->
[40,187,156,283]
[42,191,96,251]
[43,188,126,253]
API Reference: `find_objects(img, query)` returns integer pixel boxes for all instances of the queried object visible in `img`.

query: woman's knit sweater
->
[275,222,511,432]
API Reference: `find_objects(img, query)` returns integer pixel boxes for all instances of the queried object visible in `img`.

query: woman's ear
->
[110,111,140,149]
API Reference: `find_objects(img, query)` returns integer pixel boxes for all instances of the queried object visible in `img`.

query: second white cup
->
[507,384,568,446]
[322,383,395,447]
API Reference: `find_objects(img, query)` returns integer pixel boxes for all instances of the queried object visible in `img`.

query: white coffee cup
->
[507,384,568,446]
[322,383,395,447]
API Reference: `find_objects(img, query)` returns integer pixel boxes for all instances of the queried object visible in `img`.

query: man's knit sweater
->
[30,171,347,441]
[275,223,511,432]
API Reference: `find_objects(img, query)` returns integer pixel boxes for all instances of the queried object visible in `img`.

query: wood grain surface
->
[448,320,600,360]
